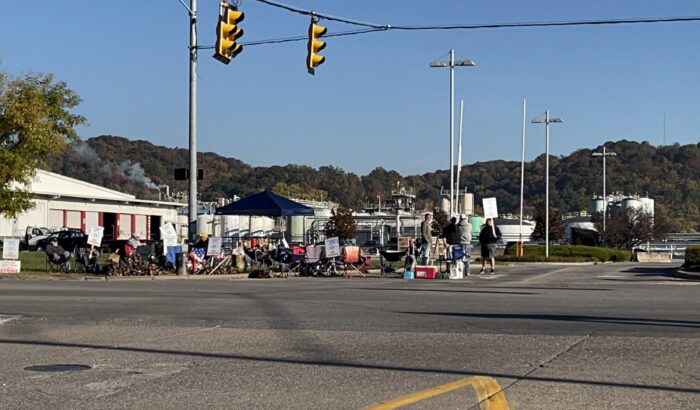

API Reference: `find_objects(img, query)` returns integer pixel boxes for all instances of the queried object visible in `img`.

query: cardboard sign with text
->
[324,237,340,258]
[87,226,104,247]
[206,237,223,256]
[2,238,20,260]
[482,197,499,219]
[0,260,21,273]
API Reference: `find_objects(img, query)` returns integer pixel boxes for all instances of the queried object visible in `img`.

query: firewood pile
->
[105,252,169,276]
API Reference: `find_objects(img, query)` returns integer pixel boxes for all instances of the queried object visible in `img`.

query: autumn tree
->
[531,206,565,242]
[324,207,357,241]
[0,71,85,216]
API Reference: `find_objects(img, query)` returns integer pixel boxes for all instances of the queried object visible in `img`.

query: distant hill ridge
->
[48,135,700,232]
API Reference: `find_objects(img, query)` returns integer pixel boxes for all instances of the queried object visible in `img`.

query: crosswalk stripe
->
[0,315,22,324]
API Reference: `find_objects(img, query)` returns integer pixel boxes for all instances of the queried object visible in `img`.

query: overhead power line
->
[246,0,700,47]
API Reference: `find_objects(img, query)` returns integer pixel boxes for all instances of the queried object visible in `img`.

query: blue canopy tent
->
[214,191,314,217]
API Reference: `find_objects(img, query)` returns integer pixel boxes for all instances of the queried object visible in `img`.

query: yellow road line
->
[363,375,509,410]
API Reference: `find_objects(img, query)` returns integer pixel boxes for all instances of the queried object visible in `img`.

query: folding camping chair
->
[447,244,465,279]
[342,245,367,278]
[46,254,71,273]
[300,245,323,276]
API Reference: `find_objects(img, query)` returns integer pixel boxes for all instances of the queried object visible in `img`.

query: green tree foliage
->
[0,72,85,217]
[47,137,700,232]
[431,208,448,236]
[324,207,357,240]
[592,207,662,249]
[531,206,565,242]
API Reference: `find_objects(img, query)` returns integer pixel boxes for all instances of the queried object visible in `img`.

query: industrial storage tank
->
[496,219,536,243]
[621,198,642,211]
[589,198,606,214]
[639,197,655,215]
[468,215,484,240]
[196,214,213,236]
[440,198,451,213]
[287,216,307,243]
[460,193,474,215]
[220,215,240,237]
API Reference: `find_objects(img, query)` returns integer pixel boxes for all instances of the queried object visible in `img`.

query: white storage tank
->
[621,198,642,211]
[221,215,239,237]
[639,197,655,215]
[440,197,451,213]
[589,198,606,214]
[460,193,474,215]
[287,216,307,243]
[196,214,213,236]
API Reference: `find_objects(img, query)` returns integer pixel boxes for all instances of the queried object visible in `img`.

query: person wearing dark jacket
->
[478,218,502,274]
[441,217,458,249]
[46,237,71,270]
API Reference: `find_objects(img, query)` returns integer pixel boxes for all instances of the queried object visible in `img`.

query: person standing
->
[478,218,502,274]
[441,216,458,254]
[456,214,473,275]
[420,212,433,265]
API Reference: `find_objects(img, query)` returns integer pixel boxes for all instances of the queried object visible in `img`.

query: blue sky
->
[2,1,699,175]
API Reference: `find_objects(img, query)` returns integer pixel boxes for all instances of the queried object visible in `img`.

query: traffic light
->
[306,16,327,75]
[213,1,244,65]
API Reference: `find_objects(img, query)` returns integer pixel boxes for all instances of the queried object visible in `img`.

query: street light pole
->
[518,99,527,257]
[430,50,475,217]
[592,146,617,232]
[532,110,563,258]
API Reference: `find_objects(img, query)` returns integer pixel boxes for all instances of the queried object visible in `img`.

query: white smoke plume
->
[71,141,159,190]
[114,160,159,190]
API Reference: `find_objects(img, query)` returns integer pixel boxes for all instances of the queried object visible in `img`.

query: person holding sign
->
[78,246,100,273]
[478,218,502,274]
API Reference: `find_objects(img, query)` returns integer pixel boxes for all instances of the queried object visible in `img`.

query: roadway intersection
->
[1,262,698,409]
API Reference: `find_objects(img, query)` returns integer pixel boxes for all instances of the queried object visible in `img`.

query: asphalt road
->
[1,262,698,409]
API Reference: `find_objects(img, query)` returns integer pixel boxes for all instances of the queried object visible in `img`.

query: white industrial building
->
[0,170,185,241]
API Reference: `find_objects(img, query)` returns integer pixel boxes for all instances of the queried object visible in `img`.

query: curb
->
[675,269,700,281]
[102,273,251,281]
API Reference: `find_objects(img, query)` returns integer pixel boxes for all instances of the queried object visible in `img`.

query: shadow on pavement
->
[398,311,700,329]
[361,287,538,295]
[616,266,681,280]
[1,338,699,395]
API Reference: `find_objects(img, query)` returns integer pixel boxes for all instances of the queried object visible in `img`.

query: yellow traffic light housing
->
[214,1,245,65]
[306,16,327,75]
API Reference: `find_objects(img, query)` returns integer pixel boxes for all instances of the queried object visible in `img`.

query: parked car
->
[35,229,88,252]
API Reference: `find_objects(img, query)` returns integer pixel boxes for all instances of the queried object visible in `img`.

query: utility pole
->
[184,0,198,241]
[532,111,563,258]
[429,51,475,217]
[592,146,617,232]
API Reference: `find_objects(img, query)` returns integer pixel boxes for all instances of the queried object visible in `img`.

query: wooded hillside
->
[47,136,700,232]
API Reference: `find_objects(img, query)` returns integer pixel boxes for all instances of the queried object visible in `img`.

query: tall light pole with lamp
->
[592,146,617,232]
[430,49,475,216]
[531,111,563,258]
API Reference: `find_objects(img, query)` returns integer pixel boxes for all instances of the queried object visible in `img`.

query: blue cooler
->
[403,270,414,280]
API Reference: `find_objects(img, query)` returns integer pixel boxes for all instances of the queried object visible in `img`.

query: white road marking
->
[517,268,571,283]
[477,274,505,280]
[0,315,22,324]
